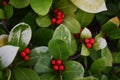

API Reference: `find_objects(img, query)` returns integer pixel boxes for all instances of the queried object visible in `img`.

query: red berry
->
[51,59,56,65]
[89,38,95,44]
[56,20,61,24]
[86,43,92,48]
[53,65,59,71]
[53,9,58,13]
[84,38,90,44]
[56,59,62,65]
[57,11,62,16]
[57,15,62,19]
[20,52,26,58]
[74,33,80,38]
[59,65,65,71]
[24,48,30,54]
[61,14,65,18]
[24,56,29,61]
[2,1,7,6]
[52,18,56,23]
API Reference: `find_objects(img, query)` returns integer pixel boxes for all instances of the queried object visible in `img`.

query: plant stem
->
[6,68,11,80]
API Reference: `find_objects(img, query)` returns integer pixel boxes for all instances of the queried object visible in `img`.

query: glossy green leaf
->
[62,61,84,80]
[75,10,94,27]
[0,34,8,47]
[81,44,90,56]
[4,4,13,19]
[54,0,77,15]
[101,47,113,66]
[33,28,53,46]
[80,28,92,39]
[52,24,71,45]
[101,17,119,34]
[8,22,32,50]
[9,0,30,8]
[93,37,107,50]
[30,0,53,16]
[90,58,106,74]
[19,46,50,66]
[34,55,53,74]
[12,67,40,80]
[36,15,51,27]
[63,16,81,33]
[0,9,5,19]
[0,45,19,68]
[48,39,69,61]
[40,73,60,80]
[74,76,98,80]
[108,28,120,39]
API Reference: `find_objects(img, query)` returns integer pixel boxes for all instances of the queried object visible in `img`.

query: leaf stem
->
[6,68,11,80]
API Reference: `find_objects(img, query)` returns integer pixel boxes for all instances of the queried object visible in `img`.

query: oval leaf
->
[9,0,30,8]
[101,47,113,66]
[30,0,53,16]
[8,22,32,50]
[63,16,81,33]
[4,4,13,19]
[108,28,120,39]
[0,45,19,68]
[80,28,92,39]
[90,58,106,74]
[13,67,40,80]
[71,0,107,13]
[62,61,84,80]
[34,55,53,74]
[48,39,70,61]
[36,15,51,27]
[93,37,107,50]
[81,43,90,56]
[52,24,71,45]
[75,10,94,27]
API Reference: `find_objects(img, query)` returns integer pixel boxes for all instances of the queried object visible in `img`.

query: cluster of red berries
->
[51,9,65,25]
[84,38,95,48]
[2,0,8,6]
[51,59,65,71]
[20,48,30,61]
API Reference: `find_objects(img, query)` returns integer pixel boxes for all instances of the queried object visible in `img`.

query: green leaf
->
[93,37,107,50]
[19,46,50,66]
[8,22,32,50]
[62,61,84,80]
[12,67,40,80]
[48,39,69,61]
[0,45,19,68]
[74,76,98,80]
[0,9,5,19]
[4,4,13,19]
[63,16,81,33]
[75,10,94,27]
[80,28,92,39]
[0,28,6,34]
[52,24,71,45]
[9,0,30,8]
[101,47,113,66]
[0,34,8,47]
[53,0,77,15]
[108,28,120,39]
[40,73,60,80]
[112,52,120,64]
[81,44,90,56]
[101,17,119,34]
[33,28,53,46]
[30,0,53,16]
[90,49,101,60]
[0,71,3,80]
[36,15,51,27]
[34,55,53,74]
[90,58,106,74]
